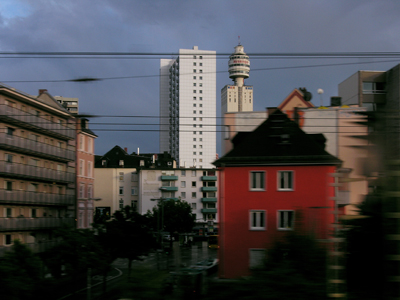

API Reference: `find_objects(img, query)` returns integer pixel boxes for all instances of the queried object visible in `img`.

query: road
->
[57,244,218,300]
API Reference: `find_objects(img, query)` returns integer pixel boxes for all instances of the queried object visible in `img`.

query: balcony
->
[201,198,217,203]
[159,186,178,192]
[0,189,74,206]
[201,208,217,214]
[0,104,75,140]
[201,187,217,192]
[0,161,75,183]
[201,176,217,181]
[161,175,178,181]
[0,240,62,256]
[0,133,75,162]
[0,217,75,232]
[164,197,178,201]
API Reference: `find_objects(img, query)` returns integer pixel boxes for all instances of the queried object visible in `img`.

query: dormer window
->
[119,160,124,167]
[102,160,107,166]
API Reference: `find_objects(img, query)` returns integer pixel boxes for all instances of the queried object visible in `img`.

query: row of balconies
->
[160,175,217,182]
[0,133,75,162]
[0,189,74,206]
[0,239,61,255]
[0,161,75,183]
[0,104,75,140]
[159,186,217,192]
[0,217,75,232]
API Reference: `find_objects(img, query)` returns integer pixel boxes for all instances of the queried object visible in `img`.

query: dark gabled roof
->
[95,146,176,169]
[95,145,152,168]
[213,109,341,167]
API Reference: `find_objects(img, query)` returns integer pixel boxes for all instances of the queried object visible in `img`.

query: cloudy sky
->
[1,0,400,156]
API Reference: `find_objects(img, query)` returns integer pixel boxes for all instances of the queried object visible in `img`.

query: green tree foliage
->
[100,206,156,276]
[206,231,327,300]
[147,198,195,237]
[0,240,42,300]
[344,191,384,299]
[42,226,106,280]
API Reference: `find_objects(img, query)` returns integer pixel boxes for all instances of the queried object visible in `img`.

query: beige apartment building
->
[0,85,76,255]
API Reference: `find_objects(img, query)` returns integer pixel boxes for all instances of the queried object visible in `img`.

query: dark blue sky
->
[1,0,400,155]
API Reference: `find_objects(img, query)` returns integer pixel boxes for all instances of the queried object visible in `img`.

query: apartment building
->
[76,118,97,228]
[160,46,217,168]
[94,145,218,234]
[0,85,76,255]
[138,168,218,234]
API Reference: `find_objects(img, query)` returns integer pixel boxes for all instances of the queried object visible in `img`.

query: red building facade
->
[214,110,341,279]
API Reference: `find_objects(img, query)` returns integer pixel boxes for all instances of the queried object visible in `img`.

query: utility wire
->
[2,59,400,83]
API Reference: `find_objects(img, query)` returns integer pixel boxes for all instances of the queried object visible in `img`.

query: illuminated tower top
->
[228,43,250,87]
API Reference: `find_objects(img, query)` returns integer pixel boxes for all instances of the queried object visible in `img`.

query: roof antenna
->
[238,36,241,45]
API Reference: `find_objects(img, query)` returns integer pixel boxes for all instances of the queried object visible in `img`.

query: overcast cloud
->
[1,0,400,155]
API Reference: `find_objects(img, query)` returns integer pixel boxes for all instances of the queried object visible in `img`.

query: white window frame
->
[277,210,295,230]
[87,161,93,178]
[79,159,84,176]
[119,186,124,195]
[249,210,266,230]
[131,187,137,196]
[277,171,294,191]
[250,171,265,191]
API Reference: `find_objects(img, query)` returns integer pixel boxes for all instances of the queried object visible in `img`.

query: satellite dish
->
[317,89,324,106]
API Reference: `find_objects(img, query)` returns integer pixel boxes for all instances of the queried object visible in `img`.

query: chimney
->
[124,147,128,153]
[137,148,139,155]
[38,89,48,95]
[267,107,278,115]
[330,97,342,107]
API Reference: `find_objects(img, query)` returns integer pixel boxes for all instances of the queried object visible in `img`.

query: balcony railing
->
[0,161,75,183]
[0,217,75,231]
[0,104,75,140]
[201,208,217,214]
[0,240,62,256]
[201,176,217,181]
[201,187,217,192]
[159,186,179,192]
[0,189,74,206]
[160,175,178,181]
[201,198,217,203]
[0,133,75,161]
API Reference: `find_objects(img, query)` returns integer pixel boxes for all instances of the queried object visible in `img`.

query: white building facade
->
[160,46,216,169]
[138,168,218,233]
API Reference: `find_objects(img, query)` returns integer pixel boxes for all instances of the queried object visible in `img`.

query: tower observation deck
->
[228,44,250,87]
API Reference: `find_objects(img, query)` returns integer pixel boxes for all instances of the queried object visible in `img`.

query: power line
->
[1,51,400,57]
[2,58,399,84]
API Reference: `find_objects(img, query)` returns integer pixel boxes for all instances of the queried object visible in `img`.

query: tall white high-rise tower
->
[221,44,253,114]
[160,46,216,168]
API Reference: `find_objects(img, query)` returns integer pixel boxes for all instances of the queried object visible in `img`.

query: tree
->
[344,191,385,299]
[102,206,156,277]
[0,240,43,300]
[206,231,327,300]
[147,198,195,243]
